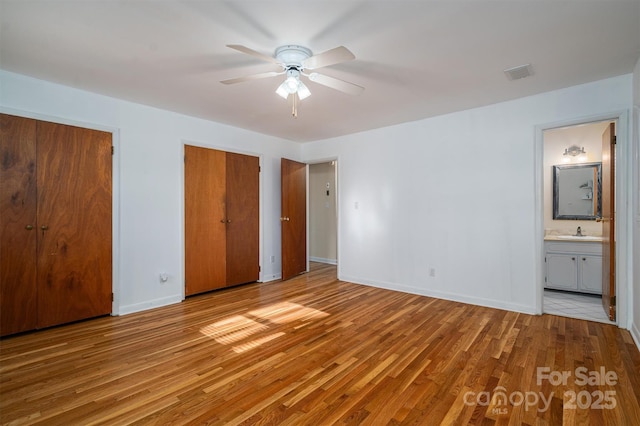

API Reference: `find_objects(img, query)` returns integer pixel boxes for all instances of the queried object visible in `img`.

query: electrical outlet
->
[270,255,275,263]
[429,268,436,277]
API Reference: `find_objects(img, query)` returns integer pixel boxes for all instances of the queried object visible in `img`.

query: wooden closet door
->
[36,121,112,329]
[226,152,259,286]
[0,114,38,336]
[184,145,226,295]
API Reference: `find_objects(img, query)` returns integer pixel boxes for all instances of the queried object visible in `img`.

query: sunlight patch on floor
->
[248,302,330,324]
[232,332,286,353]
[199,301,329,352]
[200,315,269,345]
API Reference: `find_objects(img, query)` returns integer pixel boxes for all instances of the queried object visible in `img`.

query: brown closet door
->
[36,121,112,329]
[184,145,226,295]
[226,152,259,286]
[0,114,38,336]
[281,158,307,281]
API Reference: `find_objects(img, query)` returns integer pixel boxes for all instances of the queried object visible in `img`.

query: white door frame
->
[534,110,630,328]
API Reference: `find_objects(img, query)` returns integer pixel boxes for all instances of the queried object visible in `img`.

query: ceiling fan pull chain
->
[292,93,298,118]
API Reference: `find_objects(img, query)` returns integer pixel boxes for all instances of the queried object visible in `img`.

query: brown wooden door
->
[601,122,615,321]
[281,158,307,280]
[184,145,227,295]
[0,114,39,335]
[36,121,112,329]
[226,152,259,286]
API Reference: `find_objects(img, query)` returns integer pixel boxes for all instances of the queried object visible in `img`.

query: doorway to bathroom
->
[541,120,616,324]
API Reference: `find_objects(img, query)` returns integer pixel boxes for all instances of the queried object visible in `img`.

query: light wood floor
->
[1,263,639,425]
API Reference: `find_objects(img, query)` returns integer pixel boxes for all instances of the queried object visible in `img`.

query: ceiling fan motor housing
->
[275,45,312,70]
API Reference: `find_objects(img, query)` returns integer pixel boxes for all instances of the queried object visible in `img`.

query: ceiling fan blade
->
[303,46,355,70]
[307,72,364,95]
[226,44,282,65]
[220,71,282,85]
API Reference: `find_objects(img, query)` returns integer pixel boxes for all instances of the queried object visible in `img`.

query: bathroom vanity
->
[544,237,603,294]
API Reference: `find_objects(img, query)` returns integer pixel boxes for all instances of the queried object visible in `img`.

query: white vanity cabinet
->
[544,240,602,294]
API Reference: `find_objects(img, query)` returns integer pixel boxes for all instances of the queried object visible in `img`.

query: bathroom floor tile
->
[543,290,615,324]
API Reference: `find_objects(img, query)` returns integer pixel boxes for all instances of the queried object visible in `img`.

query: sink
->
[555,235,603,241]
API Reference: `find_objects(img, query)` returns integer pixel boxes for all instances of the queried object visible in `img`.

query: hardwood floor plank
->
[1,262,639,424]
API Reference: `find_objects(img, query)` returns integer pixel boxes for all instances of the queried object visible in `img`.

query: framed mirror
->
[553,162,601,220]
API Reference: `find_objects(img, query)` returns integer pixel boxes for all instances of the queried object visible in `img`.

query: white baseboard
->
[310,257,337,265]
[118,295,183,316]
[631,322,640,352]
[339,274,537,315]
[261,273,282,283]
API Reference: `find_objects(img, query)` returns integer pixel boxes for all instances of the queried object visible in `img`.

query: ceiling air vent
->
[503,64,533,81]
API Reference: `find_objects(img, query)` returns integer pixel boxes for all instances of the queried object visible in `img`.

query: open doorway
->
[542,120,615,324]
[309,161,338,268]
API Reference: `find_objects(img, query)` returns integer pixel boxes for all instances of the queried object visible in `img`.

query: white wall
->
[2,69,635,329]
[0,70,300,314]
[302,75,633,315]
[632,57,640,347]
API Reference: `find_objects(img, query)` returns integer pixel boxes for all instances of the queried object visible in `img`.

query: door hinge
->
[544,257,546,263]
[259,166,261,172]
[111,146,114,155]
[544,276,547,283]
[111,292,114,301]
[610,295,616,306]
[259,265,261,272]
[613,135,617,145]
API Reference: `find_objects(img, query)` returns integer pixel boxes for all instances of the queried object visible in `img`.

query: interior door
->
[184,145,226,295]
[226,152,259,286]
[36,121,112,329]
[601,122,615,321]
[281,158,307,280]
[0,114,38,335]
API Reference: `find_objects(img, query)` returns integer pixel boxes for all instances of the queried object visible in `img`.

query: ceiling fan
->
[221,44,364,117]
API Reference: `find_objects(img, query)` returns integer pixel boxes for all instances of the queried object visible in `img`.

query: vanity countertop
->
[544,235,604,242]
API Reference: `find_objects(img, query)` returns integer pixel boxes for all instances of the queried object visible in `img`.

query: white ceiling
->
[1,1,638,142]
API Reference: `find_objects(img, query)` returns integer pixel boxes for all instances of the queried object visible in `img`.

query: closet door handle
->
[41,225,49,236]
[25,225,34,230]
[226,219,231,223]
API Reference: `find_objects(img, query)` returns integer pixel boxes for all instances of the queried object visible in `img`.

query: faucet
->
[575,226,583,237]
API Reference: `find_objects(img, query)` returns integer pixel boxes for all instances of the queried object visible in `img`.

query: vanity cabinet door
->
[546,253,578,290]
[579,255,602,294]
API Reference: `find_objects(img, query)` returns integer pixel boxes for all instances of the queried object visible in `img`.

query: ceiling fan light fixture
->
[276,68,311,100]
[284,75,300,93]
[297,81,311,100]
[275,82,289,99]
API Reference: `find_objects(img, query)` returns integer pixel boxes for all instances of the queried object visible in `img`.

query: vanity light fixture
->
[563,145,586,157]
